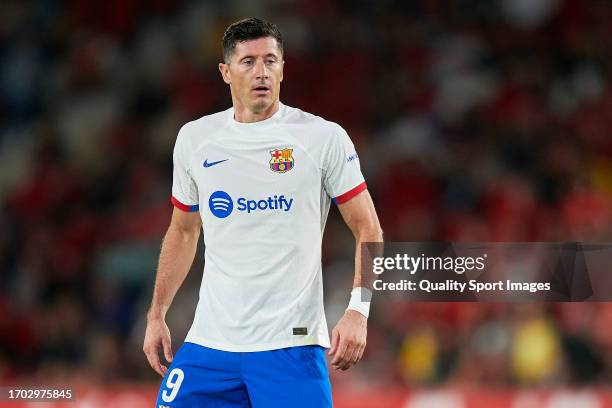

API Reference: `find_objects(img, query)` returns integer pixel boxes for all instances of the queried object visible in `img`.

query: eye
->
[242,59,254,66]
[266,59,277,65]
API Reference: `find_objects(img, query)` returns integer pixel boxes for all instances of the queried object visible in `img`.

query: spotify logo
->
[209,191,233,218]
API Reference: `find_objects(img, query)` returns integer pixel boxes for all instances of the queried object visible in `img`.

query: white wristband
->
[346,287,372,318]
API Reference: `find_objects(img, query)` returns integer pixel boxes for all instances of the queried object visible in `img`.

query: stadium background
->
[1,0,612,406]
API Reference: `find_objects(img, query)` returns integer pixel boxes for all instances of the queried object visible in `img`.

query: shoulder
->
[280,104,345,138]
[178,108,231,140]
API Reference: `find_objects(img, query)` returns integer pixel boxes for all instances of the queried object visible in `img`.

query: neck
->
[233,100,280,123]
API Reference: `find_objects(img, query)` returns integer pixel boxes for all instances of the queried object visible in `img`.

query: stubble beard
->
[250,95,273,114]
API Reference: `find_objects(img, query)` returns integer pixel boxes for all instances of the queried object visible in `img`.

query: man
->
[143,17,382,407]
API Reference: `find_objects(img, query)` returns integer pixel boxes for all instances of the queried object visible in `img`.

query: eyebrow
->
[239,53,279,61]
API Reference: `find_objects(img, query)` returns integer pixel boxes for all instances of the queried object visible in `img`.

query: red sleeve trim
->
[333,182,367,205]
[171,196,199,212]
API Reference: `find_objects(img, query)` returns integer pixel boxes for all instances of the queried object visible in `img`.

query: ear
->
[280,60,284,83]
[219,62,231,85]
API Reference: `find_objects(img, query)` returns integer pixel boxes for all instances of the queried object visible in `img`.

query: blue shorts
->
[154,342,332,407]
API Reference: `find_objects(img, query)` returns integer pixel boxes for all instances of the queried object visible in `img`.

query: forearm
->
[353,227,383,289]
[337,190,383,290]
[147,224,200,320]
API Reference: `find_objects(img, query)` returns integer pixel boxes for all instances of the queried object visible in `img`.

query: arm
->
[143,208,202,377]
[328,189,383,371]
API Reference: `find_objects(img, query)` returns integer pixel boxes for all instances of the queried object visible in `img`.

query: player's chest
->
[189,143,319,195]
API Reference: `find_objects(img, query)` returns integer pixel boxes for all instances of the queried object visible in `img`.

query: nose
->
[254,59,268,80]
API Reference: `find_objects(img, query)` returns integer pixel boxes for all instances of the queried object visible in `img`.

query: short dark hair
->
[222,18,284,63]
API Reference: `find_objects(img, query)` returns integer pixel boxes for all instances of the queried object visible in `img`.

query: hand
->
[143,317,174,377]
[328,309,367,371]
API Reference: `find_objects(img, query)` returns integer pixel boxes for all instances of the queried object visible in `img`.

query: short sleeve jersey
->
[171,103,367,352]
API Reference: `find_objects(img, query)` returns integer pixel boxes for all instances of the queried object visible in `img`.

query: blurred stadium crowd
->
[1,0,612,392]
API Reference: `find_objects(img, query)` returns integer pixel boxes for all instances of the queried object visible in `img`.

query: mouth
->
[252,85,271,95]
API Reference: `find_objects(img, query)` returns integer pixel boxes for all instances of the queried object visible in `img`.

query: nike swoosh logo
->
[203,159,228,168]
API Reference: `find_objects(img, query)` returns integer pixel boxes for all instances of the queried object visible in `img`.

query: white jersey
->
[171,102,366,352]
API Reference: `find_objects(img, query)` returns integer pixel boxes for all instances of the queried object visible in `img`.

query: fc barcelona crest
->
[269,148,294,173]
